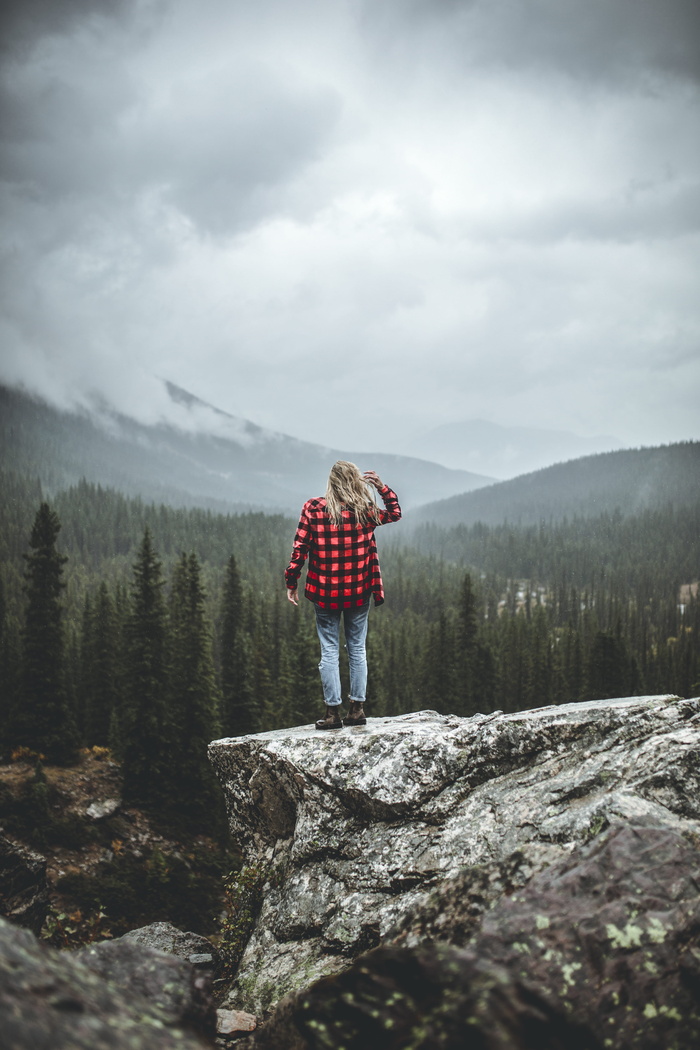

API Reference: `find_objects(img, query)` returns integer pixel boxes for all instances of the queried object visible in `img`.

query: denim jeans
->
[314,603,370,706]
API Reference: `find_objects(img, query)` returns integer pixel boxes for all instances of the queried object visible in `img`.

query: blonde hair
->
[325,461,378,526]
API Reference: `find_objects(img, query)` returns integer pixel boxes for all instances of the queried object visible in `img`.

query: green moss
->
[219,862,270,976]
[585,813,609,842]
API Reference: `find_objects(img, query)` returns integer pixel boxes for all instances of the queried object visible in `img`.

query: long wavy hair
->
[325,461,378,526]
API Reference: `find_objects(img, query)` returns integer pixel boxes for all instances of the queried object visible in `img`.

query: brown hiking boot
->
[315,705,344,730]
[342,701,367,727]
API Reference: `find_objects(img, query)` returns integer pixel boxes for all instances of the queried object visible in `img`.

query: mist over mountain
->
[412,442,700,528]
[0,382,494,514]
[409,419,625,479]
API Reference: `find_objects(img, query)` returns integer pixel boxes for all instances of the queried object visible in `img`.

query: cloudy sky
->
[1,0,699,461]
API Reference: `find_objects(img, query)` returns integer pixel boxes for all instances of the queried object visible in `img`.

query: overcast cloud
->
[1,0,699,464]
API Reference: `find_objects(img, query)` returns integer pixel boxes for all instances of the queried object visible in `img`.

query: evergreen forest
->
[2,468,698,788]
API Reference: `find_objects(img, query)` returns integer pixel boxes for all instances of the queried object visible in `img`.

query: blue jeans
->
[314,603,370,706]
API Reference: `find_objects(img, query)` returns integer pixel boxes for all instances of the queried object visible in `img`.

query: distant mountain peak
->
[163,379,212,413]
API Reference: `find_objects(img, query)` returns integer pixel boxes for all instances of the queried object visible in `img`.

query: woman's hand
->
[363,470,384,490]
[287,587,299,605]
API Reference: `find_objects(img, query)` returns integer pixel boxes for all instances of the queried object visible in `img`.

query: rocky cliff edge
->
[208,694,700,1030]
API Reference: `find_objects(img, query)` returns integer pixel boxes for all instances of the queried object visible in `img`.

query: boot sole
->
[316,722,343,730]
[342,718,367,727]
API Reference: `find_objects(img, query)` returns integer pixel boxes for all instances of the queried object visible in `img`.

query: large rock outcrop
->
[207,694,700,1033]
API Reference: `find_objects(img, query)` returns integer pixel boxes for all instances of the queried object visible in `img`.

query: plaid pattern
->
[285,485,402,609]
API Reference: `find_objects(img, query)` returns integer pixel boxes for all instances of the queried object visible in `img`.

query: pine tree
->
[248,605,273,731]
[523,605,553,708]
[422,611,457,713]
[0,574,20,753]
[219,555,259,735]
[457,573,479,714]
[77,593,93,740]
[471,640,498,714]
[121,528,168,807]
[164,552,223,830]
[17,503,77,763]
[82,582,121,747]
[288,610,323,726]
[586,629,631,700]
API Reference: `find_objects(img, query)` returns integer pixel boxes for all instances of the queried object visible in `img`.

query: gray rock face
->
[207,696,700,1016]
[0,833,49,935]
[250,821,700,1050]
[0,916,215,1049]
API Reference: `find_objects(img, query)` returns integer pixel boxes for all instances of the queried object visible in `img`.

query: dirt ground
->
[1,749,231,943]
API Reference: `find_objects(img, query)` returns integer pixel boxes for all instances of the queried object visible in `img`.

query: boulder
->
[207,695,700,1019]
[75,937,216,1036]
[86,797,121,820]
[0,915,216,1049]
[123,920,222,975]
[0,832,49,935]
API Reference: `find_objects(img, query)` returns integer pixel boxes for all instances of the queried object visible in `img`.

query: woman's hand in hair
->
[287,587,299,606]
[363,470,384,490]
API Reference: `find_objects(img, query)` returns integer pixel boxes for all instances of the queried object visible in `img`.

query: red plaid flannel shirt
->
[285,485,401,609]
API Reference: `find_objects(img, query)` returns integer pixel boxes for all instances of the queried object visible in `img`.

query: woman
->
[285,461,401,729]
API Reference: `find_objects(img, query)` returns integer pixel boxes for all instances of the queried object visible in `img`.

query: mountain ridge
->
[3,381,697,526]
[0,382,494,514]
[411,440,700,527]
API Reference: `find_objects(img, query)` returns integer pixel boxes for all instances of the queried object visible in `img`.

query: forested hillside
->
[413,441,700,526]
[2,468,697,773]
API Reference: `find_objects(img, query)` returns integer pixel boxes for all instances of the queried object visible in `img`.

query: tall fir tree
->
[586,628,631,701]
[471,639,498,713]
[219,555,259,735]
[165,552,223,831]
[81,582,121,747]
[457,572,479,714]
[248,604,272,731]
[17,503,77,763]
[0,574,20,753]
[77,593,93,740]
[121,528,168,807]
[421,611,457,712]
